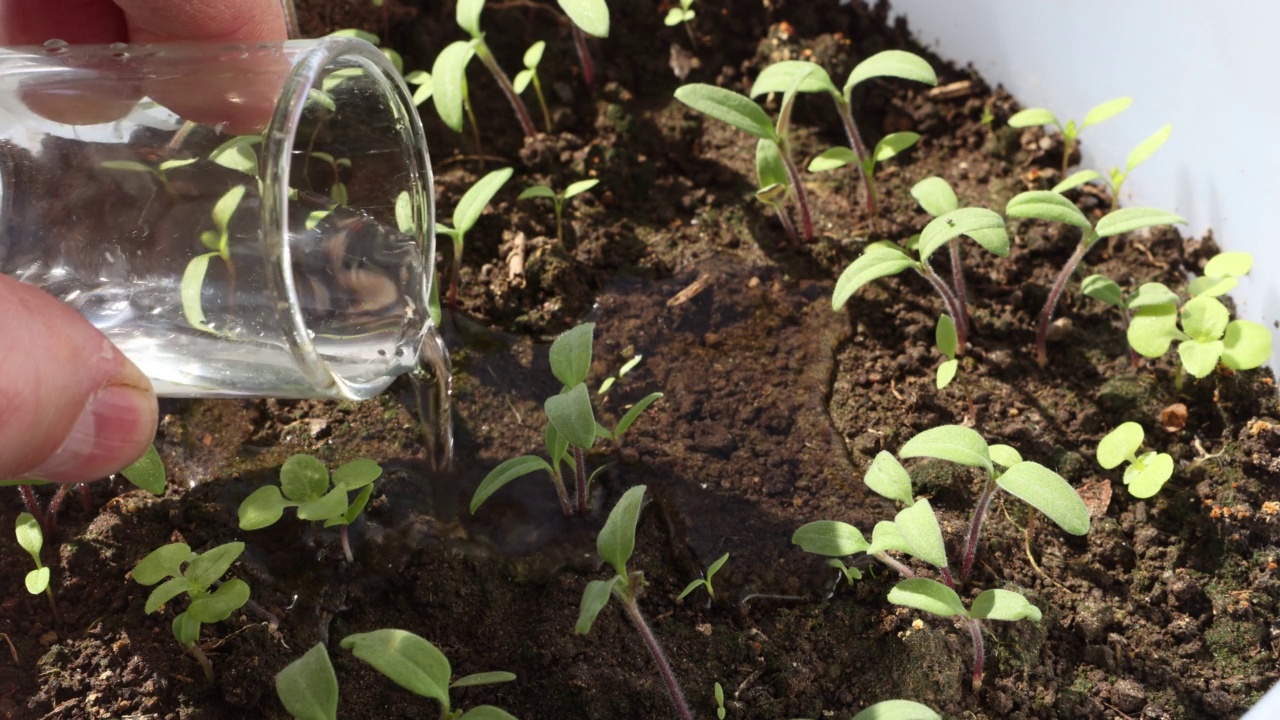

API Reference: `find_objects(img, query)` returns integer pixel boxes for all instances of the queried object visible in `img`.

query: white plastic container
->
[887,2,1280,715]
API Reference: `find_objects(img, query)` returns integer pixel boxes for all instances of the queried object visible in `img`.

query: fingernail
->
[27,384,158,483]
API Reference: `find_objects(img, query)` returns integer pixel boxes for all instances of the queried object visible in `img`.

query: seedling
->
[664,0,697,46]
[827,557,864,587]
[182,184,248,333]
[405,69,433,107]
[797,700,941,720]
[749,53,937,220]
[678,551,729,603]
[598,353,643,396]
[1008,96,1132,175]
[513,41,553,133]
[832,205,1009,356]
[438,167,513,310]
[1127,293,1271,380]
[342,630,516,719]
[576,486,693,720]
[1097,422,1174,498]
[1004,190,1185,365]
[16,512,60,623]
[130,541,251,682]
[1081,275,1179,368]
[675,71,818,241]
[518,178,599,244]
[556,0,609,91]
[209,134,263,177]
[471,323,662,517]
[713,681,725,719]
[238,454,383,563]
[432,41,483,151]
[275,643,339,720]
[443,0,538,138]
[934,314,959,389]
[100,156,198,193]
[807,130,919,234]
[307,151,352,204]
[753,138,800,245]
[1052,124,1173,211]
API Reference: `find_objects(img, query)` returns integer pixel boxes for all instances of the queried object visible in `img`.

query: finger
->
[115,0,288,43]
[0,276,158,484]
[0,0,128,44]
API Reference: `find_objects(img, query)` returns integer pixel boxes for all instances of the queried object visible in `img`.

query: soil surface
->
[4,1,1280,719]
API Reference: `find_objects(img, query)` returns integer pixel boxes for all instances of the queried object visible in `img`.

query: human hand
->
[0,0,288,484]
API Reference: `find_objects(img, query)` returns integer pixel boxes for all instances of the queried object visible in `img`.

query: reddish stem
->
[778,146,814,241]
[968,619,986,690]
[474,41,538,139]
[573,447,588,516]
[960,475,998,584]
[919,268,968,357]
[571,25,595,92]
[948,240,971,346]
[619,594,693,720]
[1036,238,1092,366]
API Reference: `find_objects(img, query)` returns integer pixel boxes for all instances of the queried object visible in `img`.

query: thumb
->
[0,276,158,484]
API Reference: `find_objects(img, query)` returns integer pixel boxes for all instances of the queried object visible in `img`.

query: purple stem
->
[968,618,986,690]
[620,595,693,720]
[548,467,574,518]
[918,267,968,356]
[836,102,879,223]
[18,485,44,528]
[473,41,539,139]
[1120,305,1141,369]
[960,476,999,584]
[772,202,800,247]
[948,240,971,347]
[940,566,956,590]
[872,552,915,578]
[1036,236,1095,366]
[571,24,595,92]
[573,447,588,516]
[778,146,814,241]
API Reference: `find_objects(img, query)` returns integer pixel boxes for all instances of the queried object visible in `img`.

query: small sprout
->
[518,178,598,244]
[118,445,166,495]
[1008,96,1132,175]
[471,323,662,517]
[798,701,942,720]
[598,354,643,396]
[1189,251,1254,298]
[438,167,513,309]
[1128,294,1272,379]
[16,512,60,622]
[130,541,251,682]
[209,134,263,177]
[555,0,609,91]
[275,643,339,720]
[450,0,538,138]
[935,314,959,389]
[678,552,729,603]
[1082,274,1178,368]
[753,138,800,245]
[100,156,198,192]
[182,184,248,332]
[1052,124,1172,210]
[1005,190,1185,365]
[238,454,383,563]
[576,486,693,719]
[827,557,864,586]
[430,40,478,138]
[664,0,696,26]
[405,69,433,106]
[340,629,516,719]
[713,681,725,720]
[512,41,552,132]
[1097,422,1174,498]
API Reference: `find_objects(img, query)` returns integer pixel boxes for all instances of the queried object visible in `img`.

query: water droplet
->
[42,38,68,54]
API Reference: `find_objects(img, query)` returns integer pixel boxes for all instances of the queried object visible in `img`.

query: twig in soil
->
[0,632,19,664]
[1001,501,1071,594]
[739,592,809,610]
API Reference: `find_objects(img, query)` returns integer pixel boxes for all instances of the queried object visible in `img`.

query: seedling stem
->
[620,590,693,720]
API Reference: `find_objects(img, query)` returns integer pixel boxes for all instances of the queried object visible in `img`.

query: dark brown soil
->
[4,1,1280,718]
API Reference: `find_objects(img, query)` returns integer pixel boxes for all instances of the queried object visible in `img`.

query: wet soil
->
[3,0,1280,718]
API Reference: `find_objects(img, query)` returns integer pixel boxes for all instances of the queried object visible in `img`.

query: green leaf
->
[459,707,518,720]
[936,359,958,389]
[844,50,936,96]
[899,425,992,474]
[706,551,730,581]
[333,458,382,491]
[412,77,434,106]
[330,483,374,527]
[321,65,367,93]
[119,445,165,495]
[1205,251,1253,278]
[756,139,788,191]
[1005,190,1091,229]
[15,512,42,558]
[1007,108,1057,128]
[996,462,1090,536]
[1126,282,1179,309]
[296,486,351,522]
[1126,124,1172,171]
[851,699,941,720]
[452,671,516,688]
[791,521,869,556]
[894,499,947,568]
[678,579,706,600]
[276,643,339,720]
[186,578,250,623]
[100,159,159,175]
[612,392,663,439]
[1127,303,1183,357]
[25,567,51,595]
[564,178,600,199]
[181,253,215,330]
[674,84,777,141]
[395,191,416,234]
[471,455,554,513]
[238,485,289,530]
[209,136,261,176]
[969,589,1042,622]
[1187,275,1238,298]
[281,454,331,502]
[911,176,958,216]
[1125,451,1174,498]
[1181,296,1230,342]
[873,132,919,162]
[598,485,647,576]
[575,577,618,634]
[864,451,914,505]
[158,158,198,171]
[1179,339,1224,378]
[1081,274,1124,308]
[432,41,475,133]
[145,577,191,614]
[341,629,451,706]
[866,520,913,556]
[807,146,856,173]
[832,242,916,310]
[1082,96,1132,128]
[185,542,245,590]
[327,28,379,44]
[523,40,546,68]
[1095,207,1186,239]
[1097,422,1143,469]
[917,207,1007,264]
[935,314,958,360]
[1051,169,1102,194]
[886,578,966,618]
[1222,320,1272,371]
[307,88,336,113]
[132,543,193,586]
[172,611,201,647]
[750,60,838,97]
[456,0,485,36]
[989,444,1023,468]
[545,423,569,466]
[550,323,595,388]
[546,383,597,450]
[519,184,556,201]
[557,0,610,37]
[454,167,513,234]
